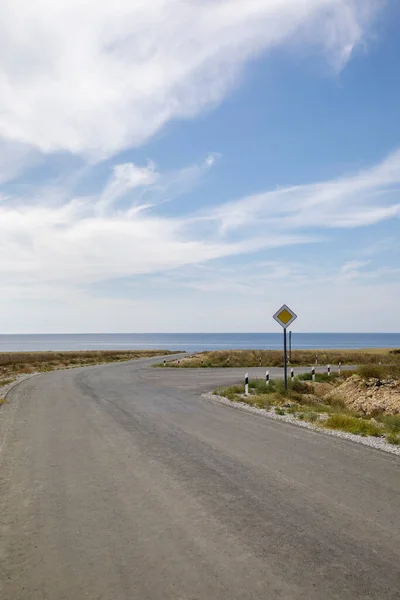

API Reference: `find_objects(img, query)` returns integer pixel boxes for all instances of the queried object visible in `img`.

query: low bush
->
[357,365,385,380]
[214,385,243,400]
[291,379,310,393]
[386,433,400,445]
[323,414,382,437]
[304,412,319,423]
[298,372,339,382]
[379,415,400,434]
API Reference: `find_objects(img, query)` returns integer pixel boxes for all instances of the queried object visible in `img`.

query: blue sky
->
[0,0,399,333]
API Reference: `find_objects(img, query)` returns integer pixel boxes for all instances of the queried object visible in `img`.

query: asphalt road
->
[0,357,399,600]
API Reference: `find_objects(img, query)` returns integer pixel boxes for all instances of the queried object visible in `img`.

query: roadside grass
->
[323,414,382,437]
[0,397,8,405]
[297,372,340,383]
[0,350,179,387]
[161,348,400,369]
[214,376,400,446]
[356,364,400,380]
[379,414,400,434]
[385,433,400,445]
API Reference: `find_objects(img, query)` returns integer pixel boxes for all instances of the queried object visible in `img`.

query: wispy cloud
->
[207,149,400,236]
[0,0,381,159]
[338,260,371,280]
[0,149,399,300]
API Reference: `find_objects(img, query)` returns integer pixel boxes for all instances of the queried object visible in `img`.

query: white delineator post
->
[328,365,331,377]
[312,367,316,382]
[338,362,342,375]
[291,368,294,382]
[266,370,270,387]
[245,373,249,396]
[163,359,166,367]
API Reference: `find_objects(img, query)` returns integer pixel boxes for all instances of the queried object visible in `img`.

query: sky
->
[0,0,399,334]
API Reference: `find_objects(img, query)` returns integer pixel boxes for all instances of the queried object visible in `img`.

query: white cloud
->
[0,154,318,296]
[0,0,381,159]
[0,148,399,304]
[97,161,159,215]
[208,149,400,235]
[339,260,371,280]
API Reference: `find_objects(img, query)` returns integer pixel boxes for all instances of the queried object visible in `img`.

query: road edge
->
[202,392,400,457]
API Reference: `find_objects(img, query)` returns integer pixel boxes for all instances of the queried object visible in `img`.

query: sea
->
[0,333,399,352]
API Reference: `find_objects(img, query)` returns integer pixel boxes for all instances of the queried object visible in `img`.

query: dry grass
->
[214,375,400,445]
[162,348,400,369]
[357,364,400,380]
[323,414,382,437]
[0,350,178,384]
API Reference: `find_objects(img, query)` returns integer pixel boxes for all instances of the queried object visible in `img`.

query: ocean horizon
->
[0,333,399,352]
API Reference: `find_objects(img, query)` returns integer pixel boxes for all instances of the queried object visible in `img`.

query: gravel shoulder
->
[203,392,400,456]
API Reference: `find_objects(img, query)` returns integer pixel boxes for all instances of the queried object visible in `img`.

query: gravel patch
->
[202,392,400,457]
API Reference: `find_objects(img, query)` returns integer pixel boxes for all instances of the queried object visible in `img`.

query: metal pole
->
[283,327,288,391]
[289,330,292,362]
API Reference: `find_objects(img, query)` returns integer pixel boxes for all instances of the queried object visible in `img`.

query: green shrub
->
[357,364,385,380]
[214,385,243,400]
[379,415,400,434]
[291,379,310,393]
[305,412,318,423]
[323,394,347,409]
[324,414,382,437]
[386,433,400,445]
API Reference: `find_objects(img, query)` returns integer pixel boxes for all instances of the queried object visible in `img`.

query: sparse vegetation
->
[379,414,400,434]
[357,364,400,380]
[304,412,318,423]
[357,364,385,380]
[0,350,179,391]
[159,348,400,369]
[385,433,400,445]
[323,414,382,437]
[214,373,400,446]
[297,372,340,383]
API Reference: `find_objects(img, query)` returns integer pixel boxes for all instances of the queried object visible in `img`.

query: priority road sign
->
[273,304,297,329]
[273,304,297,391]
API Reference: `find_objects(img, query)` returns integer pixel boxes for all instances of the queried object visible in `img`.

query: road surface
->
[0,357,399,600]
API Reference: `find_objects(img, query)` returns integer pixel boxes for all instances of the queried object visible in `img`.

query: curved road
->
[0,357,399,600]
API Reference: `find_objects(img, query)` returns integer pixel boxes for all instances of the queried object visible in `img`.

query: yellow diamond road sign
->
[273,304,297,329]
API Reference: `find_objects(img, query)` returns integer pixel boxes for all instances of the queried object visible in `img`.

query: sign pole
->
[283,327,288,391]
[272,304,297,394]
[289,330,292,362]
